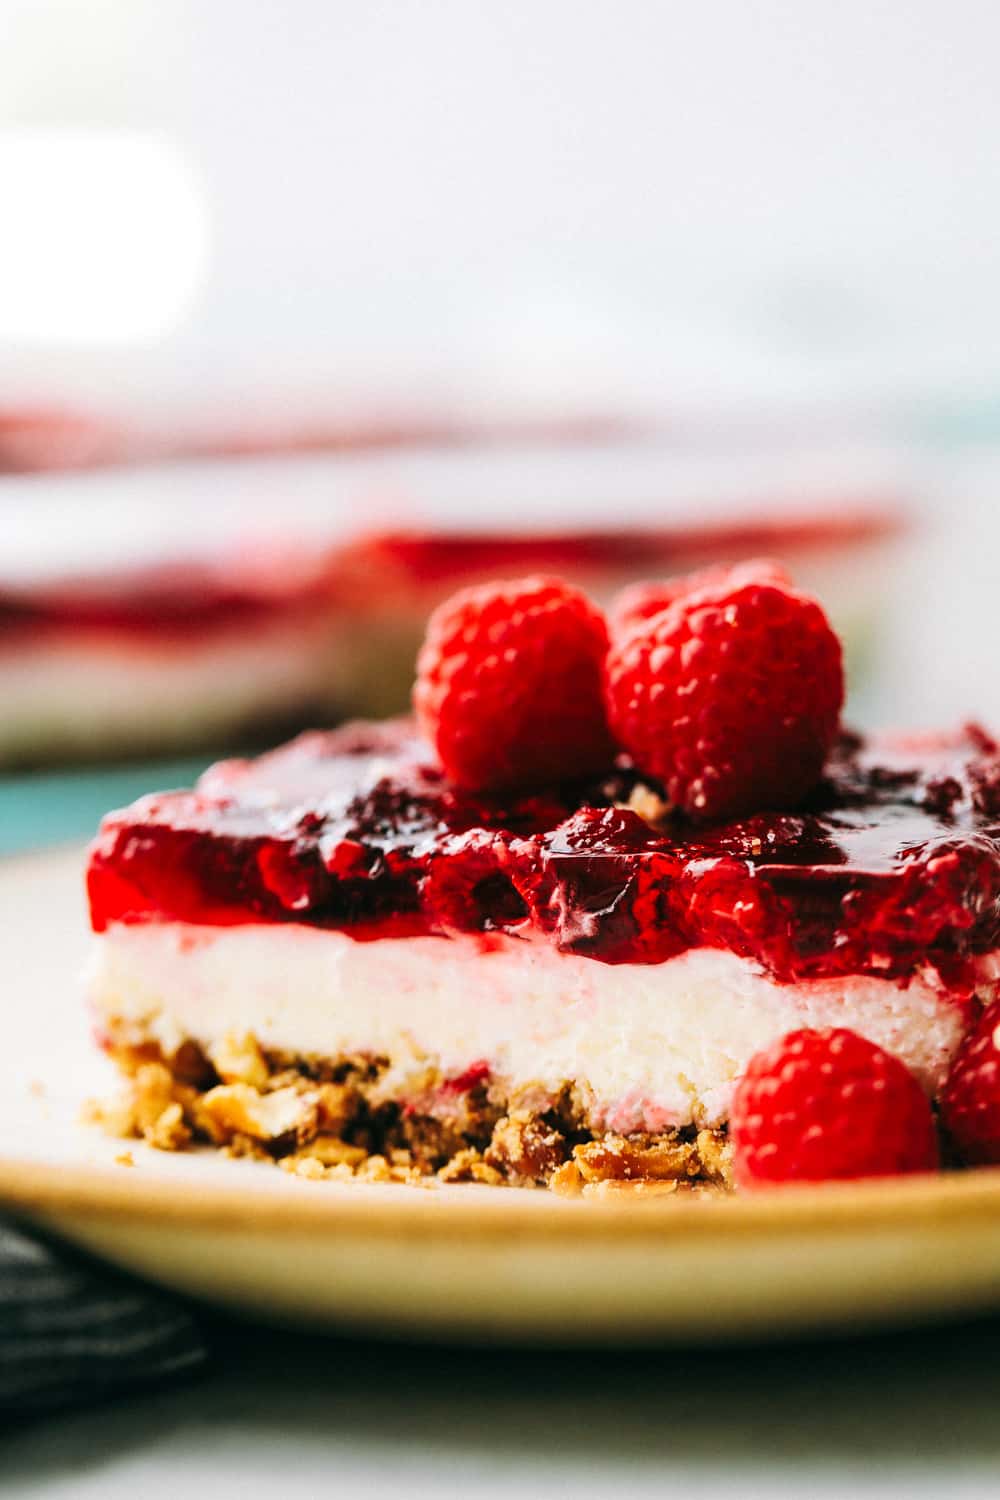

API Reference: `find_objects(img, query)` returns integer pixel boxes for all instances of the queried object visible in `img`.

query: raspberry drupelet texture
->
[413,575,614,791]
[730,1027,939,1186]
[940,1001,1000,1165]
[609,558,791,637]
[604,578,844,821]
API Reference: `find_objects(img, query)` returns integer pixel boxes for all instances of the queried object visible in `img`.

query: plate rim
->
[4,1153,1000,1244]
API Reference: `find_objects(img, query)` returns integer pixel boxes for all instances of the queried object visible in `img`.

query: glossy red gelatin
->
[87,719,1000,990]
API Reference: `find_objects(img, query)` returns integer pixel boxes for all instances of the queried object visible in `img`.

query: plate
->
[2,846,1000,1344]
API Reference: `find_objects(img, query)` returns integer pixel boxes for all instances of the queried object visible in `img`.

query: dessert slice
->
[85,717,997,1190]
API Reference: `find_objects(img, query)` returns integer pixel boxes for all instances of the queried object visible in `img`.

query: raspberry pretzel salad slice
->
[85,563,1000,1192]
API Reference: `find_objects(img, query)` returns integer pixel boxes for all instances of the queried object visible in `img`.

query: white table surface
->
[3,1310,1000,1498]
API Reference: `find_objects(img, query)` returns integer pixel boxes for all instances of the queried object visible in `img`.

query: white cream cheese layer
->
[88,923,972,1131]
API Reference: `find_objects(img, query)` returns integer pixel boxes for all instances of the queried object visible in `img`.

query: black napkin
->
[0,1220,205,1414]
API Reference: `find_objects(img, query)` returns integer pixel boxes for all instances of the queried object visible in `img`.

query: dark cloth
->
[0,1220,205,1414]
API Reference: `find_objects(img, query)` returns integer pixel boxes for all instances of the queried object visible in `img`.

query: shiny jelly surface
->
[87,718,1000,989]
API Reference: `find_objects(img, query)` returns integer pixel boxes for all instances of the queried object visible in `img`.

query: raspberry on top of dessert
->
[85,566,1000,1192]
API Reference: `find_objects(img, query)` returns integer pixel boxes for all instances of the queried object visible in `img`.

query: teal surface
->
[0,756,210,856]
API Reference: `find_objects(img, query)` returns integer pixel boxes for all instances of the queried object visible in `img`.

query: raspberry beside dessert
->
[730,1027,939,1186]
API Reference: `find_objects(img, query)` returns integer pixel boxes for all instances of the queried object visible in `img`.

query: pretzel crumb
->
[88,1033,732,1193]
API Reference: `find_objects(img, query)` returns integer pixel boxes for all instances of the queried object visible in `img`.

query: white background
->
[2,0,1000,421]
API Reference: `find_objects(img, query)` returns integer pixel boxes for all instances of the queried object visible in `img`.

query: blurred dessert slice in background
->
[331,506,901,719]
[0,551,349,765]
[0,440,905,766]
[0,405,127,475]
[0,399,631,474]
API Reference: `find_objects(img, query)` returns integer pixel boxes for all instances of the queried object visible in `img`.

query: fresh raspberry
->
[414,575,614,791]
[730,1027,939,1187]
[610,558,792,637]
[604,576,843,820]
[940,1001,1000,1164]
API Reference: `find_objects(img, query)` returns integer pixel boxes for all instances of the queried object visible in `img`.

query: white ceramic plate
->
[3,846,1000,1344]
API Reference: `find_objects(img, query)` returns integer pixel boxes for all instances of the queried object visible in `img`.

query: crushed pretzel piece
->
[291,1135,367,1169]
[208,1032,269,1089]
[222,1132,271,1160]
[281,1154,329,1182]
[131,1063,177,1134]
[82,1093,138,1140]
[356,1154,392,1182]
[197,1083,318,1146]
[619,783,672,827]
[143,1101,191,1152]
[486,1112,567,1182]
[437,1147,505,1186]
[695,1128,734,1185]
[168,1038,216,1087]
[314,1082,360,1135]
[549,1159,585,1197]
[574,1134,696,1183]
[581,1178,680,1200]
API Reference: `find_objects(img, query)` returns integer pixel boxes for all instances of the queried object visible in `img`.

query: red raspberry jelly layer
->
[87,718,1000,990]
